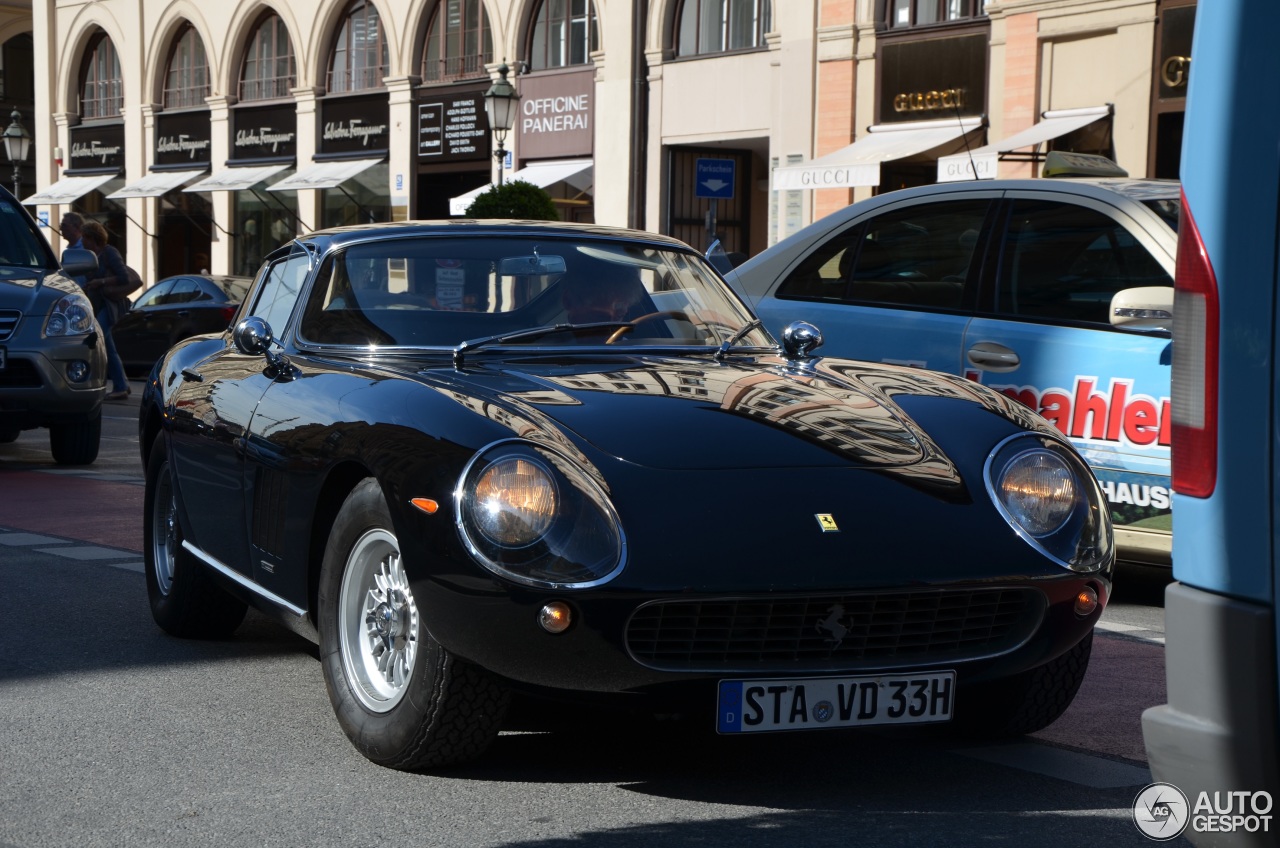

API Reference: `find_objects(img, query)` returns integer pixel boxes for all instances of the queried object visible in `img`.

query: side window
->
[134,280,175,308]
[776,199,988,309]
[247,251,310,334]
[996,200,1173,324]
[169,278,201,303]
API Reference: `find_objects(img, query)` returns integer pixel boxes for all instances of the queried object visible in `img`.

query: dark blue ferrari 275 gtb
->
[138,220,1112,770]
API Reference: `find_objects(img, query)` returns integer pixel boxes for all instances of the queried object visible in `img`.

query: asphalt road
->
[0,383,1184,848]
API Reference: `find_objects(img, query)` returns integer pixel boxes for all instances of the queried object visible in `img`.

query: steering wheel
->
[605,310,692,344]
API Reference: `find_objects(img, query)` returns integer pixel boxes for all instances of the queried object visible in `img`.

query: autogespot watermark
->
[1133,782,1274,841]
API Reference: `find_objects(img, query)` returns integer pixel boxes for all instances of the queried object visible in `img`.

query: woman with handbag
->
[81,221,137,400]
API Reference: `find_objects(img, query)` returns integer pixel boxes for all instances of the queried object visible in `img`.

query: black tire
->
[49,411,101,465]
[958,631,1093,737]
[0,428,19,444]
[318,478,509,771]
[143,436,247,638]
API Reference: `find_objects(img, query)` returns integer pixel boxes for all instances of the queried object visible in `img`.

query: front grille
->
[0,309,19,341]
[626,588,1043,672]
[0,357,41,388]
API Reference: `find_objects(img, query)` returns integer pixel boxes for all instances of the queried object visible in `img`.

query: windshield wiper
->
[452,322,632,367]
[714,319,765,360]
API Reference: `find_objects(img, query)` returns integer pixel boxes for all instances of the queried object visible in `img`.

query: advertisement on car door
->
[977,373,1172,532]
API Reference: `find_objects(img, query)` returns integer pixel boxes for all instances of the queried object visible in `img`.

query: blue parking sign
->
[695,158,735,199]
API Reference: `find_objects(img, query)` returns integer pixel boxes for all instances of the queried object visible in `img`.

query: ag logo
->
[1133,782,1190,840]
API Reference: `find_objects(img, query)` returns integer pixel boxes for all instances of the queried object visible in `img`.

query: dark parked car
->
[113,274,252,377]
[0,183,106,463]
[139,220,1114,771]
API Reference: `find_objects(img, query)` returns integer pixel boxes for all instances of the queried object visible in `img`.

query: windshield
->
[297,235,772,350]
[0,194,57,273]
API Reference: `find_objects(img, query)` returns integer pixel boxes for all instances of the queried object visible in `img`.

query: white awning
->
[21,173,118,206]
[772,118,983,191]
[106,169,207,200]
[449,159,594,216]
[937,106,1112,182]
[266,158,384,192]
[184,164,290,193]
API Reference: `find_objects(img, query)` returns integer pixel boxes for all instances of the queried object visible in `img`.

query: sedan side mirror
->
[1110,286,1173,332]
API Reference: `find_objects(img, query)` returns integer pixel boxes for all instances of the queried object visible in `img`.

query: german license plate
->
[717,671,955,733]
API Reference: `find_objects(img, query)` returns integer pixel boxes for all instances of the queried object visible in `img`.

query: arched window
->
[676,0,770,57]
[422,0,492,83]
[163,24,209,109]
[80,32,123,118]
[240,14,296,101]
[329,0,388,92]
[528,0,597,70]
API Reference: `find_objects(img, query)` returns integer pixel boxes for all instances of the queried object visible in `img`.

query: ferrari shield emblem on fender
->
[815,514,839,532]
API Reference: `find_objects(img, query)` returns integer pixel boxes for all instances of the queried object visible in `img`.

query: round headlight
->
[457,441,626,588]
[984,434,1113,573]
[996,449,1076,536]
[471,456,558,548]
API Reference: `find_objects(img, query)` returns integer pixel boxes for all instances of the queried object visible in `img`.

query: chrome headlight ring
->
[456,439,626,589]
[984,432,1114,573]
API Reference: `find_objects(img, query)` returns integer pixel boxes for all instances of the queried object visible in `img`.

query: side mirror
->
[234,316,296,381]
[1110,286,1174,332]
[233,316,273,355]
[60,248,99,278]
[781,320,824,361]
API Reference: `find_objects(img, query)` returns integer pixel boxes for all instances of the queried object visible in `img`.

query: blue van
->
[1141,0,1280,844]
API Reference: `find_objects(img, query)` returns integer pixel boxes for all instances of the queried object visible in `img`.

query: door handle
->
[966,342,1020,372]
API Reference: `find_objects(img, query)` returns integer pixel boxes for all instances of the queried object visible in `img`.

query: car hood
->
[0,269,80,312]
[435,354,957,474]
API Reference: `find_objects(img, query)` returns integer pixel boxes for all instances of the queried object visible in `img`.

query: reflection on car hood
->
[0,270,81,311]
[435,355,963,482]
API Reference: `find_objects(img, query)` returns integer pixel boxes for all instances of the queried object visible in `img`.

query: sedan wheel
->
[319,478,509,770]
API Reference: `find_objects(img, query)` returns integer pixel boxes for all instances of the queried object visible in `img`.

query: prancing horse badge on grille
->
[815,514,839,532]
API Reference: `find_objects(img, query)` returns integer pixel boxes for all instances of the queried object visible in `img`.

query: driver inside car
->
[559,264,649,324]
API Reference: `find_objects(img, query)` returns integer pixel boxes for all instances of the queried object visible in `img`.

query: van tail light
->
[1171,190,1219,498]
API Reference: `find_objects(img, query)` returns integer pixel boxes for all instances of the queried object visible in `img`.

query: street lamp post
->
[2,109,30,199]
[483,63,520,187]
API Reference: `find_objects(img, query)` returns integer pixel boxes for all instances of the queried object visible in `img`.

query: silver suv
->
[0,186,105,464]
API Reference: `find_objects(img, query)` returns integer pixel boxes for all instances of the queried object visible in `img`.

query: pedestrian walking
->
[80,221,132,400]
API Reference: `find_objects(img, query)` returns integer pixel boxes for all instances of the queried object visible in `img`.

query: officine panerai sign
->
[68,123,124,172]
[231,103,297,160]
[320,94,390,155]
[515,68,593,160]
[155,111,212,166]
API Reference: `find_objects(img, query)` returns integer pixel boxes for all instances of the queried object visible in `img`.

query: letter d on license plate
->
[717,671,955,733]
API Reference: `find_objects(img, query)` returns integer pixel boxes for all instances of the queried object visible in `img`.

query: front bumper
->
[419,574,1106,703]
[0,333,106,429]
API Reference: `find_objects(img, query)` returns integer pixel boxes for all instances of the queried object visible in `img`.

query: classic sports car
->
[138,221,1113,771]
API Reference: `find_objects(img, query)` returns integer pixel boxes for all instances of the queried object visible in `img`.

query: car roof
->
[297,220,698,253]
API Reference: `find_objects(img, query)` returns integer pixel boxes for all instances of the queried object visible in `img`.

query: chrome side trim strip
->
[182,540,308,618]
